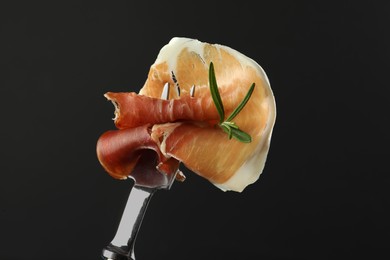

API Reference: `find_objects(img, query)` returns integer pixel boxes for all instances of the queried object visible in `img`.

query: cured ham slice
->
[97,37,276,192]
[96,124,183,184]
[104,92,220,129]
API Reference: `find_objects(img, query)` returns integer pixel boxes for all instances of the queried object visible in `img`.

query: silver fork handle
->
[102,185,156,260]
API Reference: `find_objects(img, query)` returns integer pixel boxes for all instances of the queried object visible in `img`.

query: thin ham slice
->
[105,92,221,129]
[96,37,276,192]
[96,125,179,180]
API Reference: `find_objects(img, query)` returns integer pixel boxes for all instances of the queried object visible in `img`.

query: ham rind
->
[105,92,222,129]
[96,125,179,180]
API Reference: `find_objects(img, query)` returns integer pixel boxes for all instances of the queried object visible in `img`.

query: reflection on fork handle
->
[102,185,156,260]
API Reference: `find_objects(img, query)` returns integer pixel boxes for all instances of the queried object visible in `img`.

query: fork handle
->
[101,185,155,260]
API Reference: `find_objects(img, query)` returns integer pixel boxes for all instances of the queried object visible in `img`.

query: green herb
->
[208,62,255,143]
[209,62,225,124]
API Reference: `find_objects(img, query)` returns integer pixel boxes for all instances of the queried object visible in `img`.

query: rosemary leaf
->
[209,62,225,123]
[225,83,255,122]
[230,128,252,143]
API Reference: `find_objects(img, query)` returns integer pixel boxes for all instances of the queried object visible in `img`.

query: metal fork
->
[101,82,187,260]
[101,161,179,260]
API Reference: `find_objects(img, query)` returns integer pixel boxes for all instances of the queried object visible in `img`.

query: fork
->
[101,82,192,260]
[101,163,178,260]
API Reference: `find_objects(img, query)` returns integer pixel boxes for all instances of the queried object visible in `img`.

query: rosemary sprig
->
[209,62,225,124]
[208,62,255,143]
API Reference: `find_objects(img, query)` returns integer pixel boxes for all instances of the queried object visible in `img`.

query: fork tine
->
[161,82,170,100]
[190,85,195,97]
[174,84,180,97]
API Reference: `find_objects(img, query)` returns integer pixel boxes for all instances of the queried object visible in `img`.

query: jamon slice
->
[104,92,220,129]
[97,37,276,192]
[96,125,180,181]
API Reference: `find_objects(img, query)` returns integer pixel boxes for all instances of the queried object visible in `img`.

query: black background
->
[1,1,389,260]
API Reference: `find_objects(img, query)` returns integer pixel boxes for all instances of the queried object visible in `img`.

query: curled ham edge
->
[96,91,220,183]
[96,124,185,183]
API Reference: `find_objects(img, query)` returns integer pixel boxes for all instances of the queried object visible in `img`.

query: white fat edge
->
[154,37,206,76]
[157,37,272,97]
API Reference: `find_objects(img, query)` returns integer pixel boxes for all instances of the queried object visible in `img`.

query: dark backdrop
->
[1,1,389,259]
